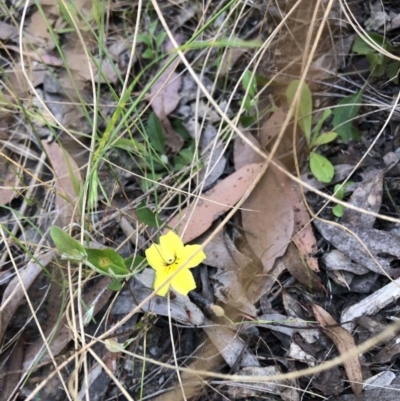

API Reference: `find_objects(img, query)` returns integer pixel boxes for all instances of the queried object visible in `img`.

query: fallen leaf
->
[203,318,259,368]
[314,220,400,276]
[63,50,119,84]
[43,141,82,226]
[285,183,319,272]
[259,106,288,148]
[167,162,264,243]
[311,35,354,81]
[312,304,363,396]
[205,229,259,315]
[198,124,227,188]
[341,169,383,229]
[281,243,321,290]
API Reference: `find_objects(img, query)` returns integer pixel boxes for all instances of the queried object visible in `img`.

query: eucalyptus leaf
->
[50,226,87,261]
[286,80,312,144]
[309,152,334,183]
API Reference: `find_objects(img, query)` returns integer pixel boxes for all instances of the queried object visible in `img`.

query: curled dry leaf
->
[167,162,264,243]
[312,304,363,396]
[43,141,82,226]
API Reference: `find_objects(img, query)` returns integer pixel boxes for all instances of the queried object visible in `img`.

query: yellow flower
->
[145,231,206,296]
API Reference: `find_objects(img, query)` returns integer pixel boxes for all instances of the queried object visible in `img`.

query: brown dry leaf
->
[241,163,294,274]
[312,304,363,396]
[281,243,321,291]
[167,163,264,243]
[203,229,259,315]
[285,183,319,272]
[149,37,184,153]
[63,50,118,84]
[259,106,288,148]
[43,141,82,226]
[234,132,293,274]
[310,35,354,81]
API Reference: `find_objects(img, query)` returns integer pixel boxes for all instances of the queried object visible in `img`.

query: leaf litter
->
[6,1,400,399]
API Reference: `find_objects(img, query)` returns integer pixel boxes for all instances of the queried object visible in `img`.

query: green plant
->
[286,80,337,183]
[137,20,167,60]
[50,226,145,291]
[332,181,354,217]
[352,32,400,83]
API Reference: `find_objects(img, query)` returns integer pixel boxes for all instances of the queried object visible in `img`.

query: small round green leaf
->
[309,152,334,183]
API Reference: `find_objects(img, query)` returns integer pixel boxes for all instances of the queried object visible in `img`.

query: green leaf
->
[332,204,344,218]
[313,108,332,139]
[309,152,334,183]
[155,32,167,49]
[108,279,123,291]
[50,226,87,261]
[332,90,362,143]
[333,183,345,200]
[311,131,337,147]
[124,255,145,272]
[140,171,163,192]
[352,32,391,55]
[242,70,257,98]
[111,138,146,154]
[136,33,152,47]
[173,141,196,170]
[149,20,158,36]
[286,80,312,145]
[172,119,191,140]
[388,61,400,84]
[85,248,130,276]
[147,112,165,154]
[136,201,163,228]
[142,48,156,59]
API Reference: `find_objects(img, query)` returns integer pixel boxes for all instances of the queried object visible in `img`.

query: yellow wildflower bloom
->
[145,231,206,296]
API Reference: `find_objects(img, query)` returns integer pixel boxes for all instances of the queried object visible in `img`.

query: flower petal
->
[153,270,170,296]
[180,245,206,269]
[145,244,165,271]
[170,268,196,296]
[160,231,184,262]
